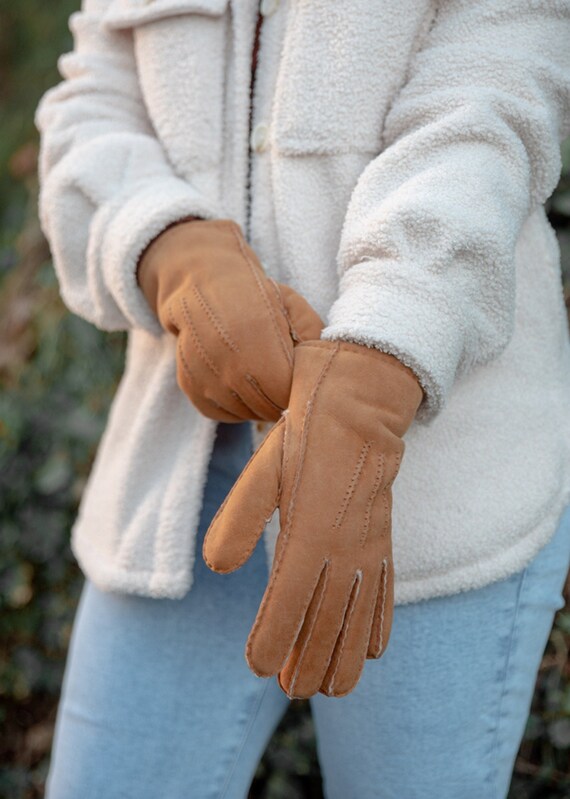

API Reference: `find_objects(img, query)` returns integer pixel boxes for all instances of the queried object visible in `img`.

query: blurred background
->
[1,2,570,797]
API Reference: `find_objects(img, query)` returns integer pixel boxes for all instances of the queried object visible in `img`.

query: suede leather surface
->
[137,218,323,422]
[203,340,424,698]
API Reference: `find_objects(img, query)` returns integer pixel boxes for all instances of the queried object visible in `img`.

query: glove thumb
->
[203,416,285,574]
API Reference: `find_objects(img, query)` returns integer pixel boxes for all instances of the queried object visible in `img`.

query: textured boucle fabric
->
[35,0,570,604]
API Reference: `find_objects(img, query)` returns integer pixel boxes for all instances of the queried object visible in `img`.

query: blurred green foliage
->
[1,3,570,798]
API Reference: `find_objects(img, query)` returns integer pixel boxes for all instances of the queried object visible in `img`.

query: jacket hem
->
[393,484,570,605]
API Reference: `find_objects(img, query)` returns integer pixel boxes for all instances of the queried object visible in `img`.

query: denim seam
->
[485,566,528,799]
[216,679,272,799]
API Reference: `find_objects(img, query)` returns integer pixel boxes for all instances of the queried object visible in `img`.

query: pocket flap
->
[103,0,228,29]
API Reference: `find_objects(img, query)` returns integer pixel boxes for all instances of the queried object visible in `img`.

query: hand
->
[137,218,323,422]
[203,340,424,698]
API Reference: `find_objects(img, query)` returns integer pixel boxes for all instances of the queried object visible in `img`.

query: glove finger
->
[278,566,358,700]
[202,417,285,573]
[271,282,324,343]
[320,568,382,698]
[367,557,394,659]
[246,552,329,679]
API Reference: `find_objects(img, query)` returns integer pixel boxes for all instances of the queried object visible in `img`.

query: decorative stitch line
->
[282,343,339,541]
[333,441,372,531]
[180,296,219,377]
[228,224,293,367]
[191,284,239,352]
[360,453,385,547]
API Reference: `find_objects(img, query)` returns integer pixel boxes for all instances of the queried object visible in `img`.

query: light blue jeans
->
[47,422,570,799]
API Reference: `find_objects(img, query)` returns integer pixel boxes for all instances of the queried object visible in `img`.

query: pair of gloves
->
[137,219,424,699]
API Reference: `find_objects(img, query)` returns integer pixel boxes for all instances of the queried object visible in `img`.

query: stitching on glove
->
[377,559,389,656]
[369,558,389,658]
[191,284,240,353]
[268,279,303,344]
[309,573,364,693]
[283,343,339,540]
[277,411,290,506]
[324,570,362,695]
[381,490,390,539]
[333,441,372,532]
[180,296,220,377]
[360,453,385,548]
[287,559,330,697]
[245,373,283,414]
[246,555,329,677]
[228,224,293,368]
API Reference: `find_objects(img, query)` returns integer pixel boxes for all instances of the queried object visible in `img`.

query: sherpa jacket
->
[36,0,570,604]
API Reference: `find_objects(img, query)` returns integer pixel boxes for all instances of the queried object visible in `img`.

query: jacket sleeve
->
[35,0,222,334]
[321,0,570,419]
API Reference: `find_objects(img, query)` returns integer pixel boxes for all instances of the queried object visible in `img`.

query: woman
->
[36,0,570,796]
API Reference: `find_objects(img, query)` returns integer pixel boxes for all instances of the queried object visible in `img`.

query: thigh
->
[311,505,570,799]
[47,423,289,799]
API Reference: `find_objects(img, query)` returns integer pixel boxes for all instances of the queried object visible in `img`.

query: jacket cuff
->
[321,262,466,420]
[95,176,223,335]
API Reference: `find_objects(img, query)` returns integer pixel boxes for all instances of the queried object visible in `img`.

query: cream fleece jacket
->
[35,0,570,603]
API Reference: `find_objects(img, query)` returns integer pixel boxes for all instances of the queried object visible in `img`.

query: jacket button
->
[260,0,280,16]
[250,122,269,153]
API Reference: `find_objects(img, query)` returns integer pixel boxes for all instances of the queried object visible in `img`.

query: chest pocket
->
[271,0,434,157]
[103,0,230,179]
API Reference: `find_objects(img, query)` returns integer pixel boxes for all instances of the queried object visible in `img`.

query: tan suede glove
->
[203,340,423,699]
[137,219,323,422]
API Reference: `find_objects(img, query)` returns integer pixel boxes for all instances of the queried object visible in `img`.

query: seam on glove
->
[323,570,362,695]
[287,559,330,698]
[191,284,240,352]
[245,373,283,414]
[268,279,303,344]
[180,296,220,377]
[278,410,290,506]
[333,441,372,532]
[283,342,339,540]
[246,555,329,677]
[308,571,365,695]
[229,223,293,368]
[360,453,385,548]
[369,558,390,658]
